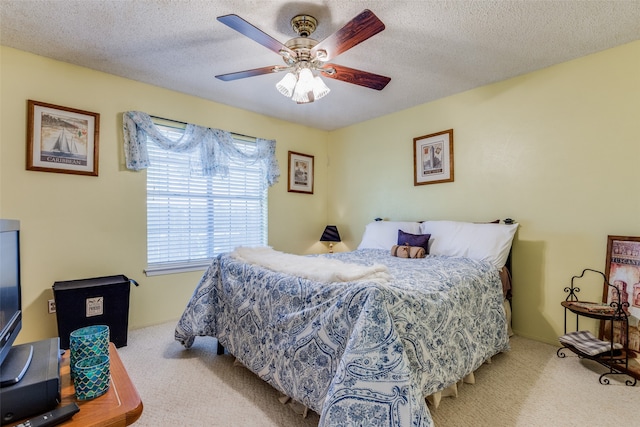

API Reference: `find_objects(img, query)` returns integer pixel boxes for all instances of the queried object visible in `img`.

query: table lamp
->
[320,225,341,253]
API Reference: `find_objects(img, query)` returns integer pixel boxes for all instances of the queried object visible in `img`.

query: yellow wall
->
[0,46,328,344]
[2,41,639,347]
[329,41,640,344]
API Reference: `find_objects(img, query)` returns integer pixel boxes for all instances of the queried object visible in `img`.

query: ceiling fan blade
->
[215,66,281,81]
[217,14,296,58]
[311,9,385,62]
[321,64,390,90]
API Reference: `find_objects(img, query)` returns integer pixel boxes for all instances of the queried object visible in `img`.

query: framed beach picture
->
[27,100,100,176]
[287,151,314,194]
[600,235,640,380]
[413,129,454,186]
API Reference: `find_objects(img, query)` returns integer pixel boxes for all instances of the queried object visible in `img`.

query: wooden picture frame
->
[287,151,314,194]
[27,100,100,176]
[413,129,453,186]
[600,235,640,380]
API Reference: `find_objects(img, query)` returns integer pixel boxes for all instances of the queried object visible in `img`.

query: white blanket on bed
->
[230,246,392,284]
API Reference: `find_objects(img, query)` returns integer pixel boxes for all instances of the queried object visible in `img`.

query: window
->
[145,124,267,275]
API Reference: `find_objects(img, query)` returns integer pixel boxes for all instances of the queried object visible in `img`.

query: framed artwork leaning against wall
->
[600,235,640,380]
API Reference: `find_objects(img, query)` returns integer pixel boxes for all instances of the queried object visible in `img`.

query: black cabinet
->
[53,275,137,349]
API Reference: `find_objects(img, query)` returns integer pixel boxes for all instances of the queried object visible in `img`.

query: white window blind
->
[145,124,267,276]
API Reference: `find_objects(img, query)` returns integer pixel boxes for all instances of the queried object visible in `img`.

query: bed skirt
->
[256,353,496,418]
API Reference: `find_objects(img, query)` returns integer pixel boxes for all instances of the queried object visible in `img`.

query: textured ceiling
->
[1,1,639,131]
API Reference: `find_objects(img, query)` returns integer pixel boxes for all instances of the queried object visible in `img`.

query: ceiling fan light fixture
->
[216,10,391,100]
[276,72,297,97]
[277,67,330,103]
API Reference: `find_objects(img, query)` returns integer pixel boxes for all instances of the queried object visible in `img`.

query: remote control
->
[15,403,80,427]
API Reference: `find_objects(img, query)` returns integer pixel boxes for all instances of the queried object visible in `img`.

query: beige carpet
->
[117,321,639,426]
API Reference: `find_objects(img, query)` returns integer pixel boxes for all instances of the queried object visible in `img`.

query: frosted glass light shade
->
[276,72,297,97]
[292,68,314,103]
[297,68,314,91]
[291,85,311,103]
[312,76,330,100]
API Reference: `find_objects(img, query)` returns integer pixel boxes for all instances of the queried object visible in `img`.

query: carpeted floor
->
[117,321,639,426]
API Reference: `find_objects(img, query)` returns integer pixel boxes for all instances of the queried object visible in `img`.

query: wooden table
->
[9,342,143,427]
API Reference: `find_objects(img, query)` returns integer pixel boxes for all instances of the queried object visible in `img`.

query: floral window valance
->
[122,111,280,186]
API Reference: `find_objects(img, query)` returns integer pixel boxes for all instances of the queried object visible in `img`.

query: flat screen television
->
[0,219,32,387]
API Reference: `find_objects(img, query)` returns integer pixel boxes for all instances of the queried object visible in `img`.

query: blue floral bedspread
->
[175,249,509,427]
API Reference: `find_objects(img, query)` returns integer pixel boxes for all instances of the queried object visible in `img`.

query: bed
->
[175,219,517,426]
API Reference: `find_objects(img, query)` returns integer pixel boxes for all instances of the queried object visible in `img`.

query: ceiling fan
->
[215,9,391,104]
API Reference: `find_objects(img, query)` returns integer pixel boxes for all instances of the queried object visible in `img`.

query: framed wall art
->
[600,235,640,380]
[27,100,100,176]
[287,151,314,194]
[413,129,453,186]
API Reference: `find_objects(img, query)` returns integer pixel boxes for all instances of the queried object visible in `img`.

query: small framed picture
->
[413,129,453,186]
[27,100,100,176]
[287,151,314,194]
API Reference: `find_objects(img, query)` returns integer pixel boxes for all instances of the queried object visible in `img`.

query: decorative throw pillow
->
[391,244,426,258]
[398,230,431,253]
[357,221,422,250]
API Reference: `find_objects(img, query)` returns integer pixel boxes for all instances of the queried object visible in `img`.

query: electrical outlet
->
[48,299,56,314]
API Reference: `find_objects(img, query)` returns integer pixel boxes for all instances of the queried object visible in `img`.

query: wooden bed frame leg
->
[216,341,225,355]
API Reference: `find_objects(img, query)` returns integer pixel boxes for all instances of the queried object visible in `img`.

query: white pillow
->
[419,220,517,269]
[357,221,422,250]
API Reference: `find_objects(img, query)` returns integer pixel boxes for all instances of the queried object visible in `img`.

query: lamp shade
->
[320,225,341,242]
